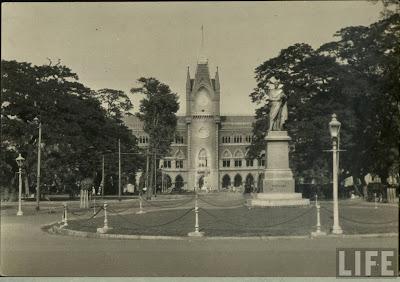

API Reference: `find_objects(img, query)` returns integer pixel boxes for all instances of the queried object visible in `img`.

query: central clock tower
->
[185,56,220,191]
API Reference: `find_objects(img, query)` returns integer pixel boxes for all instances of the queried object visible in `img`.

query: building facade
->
[124,56,265,192]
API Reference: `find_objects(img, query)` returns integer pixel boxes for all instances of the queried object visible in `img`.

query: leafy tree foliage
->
[249,14,399,188]
[94,88,133,121]
[1,60,140,199]
[130,77,179,198]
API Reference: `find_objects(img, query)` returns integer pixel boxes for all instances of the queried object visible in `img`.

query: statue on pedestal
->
[247,77,310,207]
[266,77,288,131]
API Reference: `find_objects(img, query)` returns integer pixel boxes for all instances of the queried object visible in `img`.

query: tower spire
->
[198,25,208,64]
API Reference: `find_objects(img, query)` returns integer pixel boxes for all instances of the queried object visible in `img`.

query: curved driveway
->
[1,207,397,276]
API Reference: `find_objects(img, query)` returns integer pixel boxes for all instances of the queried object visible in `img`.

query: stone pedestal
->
[248,131,309,207]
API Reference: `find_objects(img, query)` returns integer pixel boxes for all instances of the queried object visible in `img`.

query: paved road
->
[1,208,398,277]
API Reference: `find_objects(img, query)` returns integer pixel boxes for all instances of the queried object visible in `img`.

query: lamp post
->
[16,154,25,216]
[33,117,42,211]
[329,114,343,234]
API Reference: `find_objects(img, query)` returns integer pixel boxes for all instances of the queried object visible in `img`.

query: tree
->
[1,60,140,200]
[130,77,179,199]
[320,13,400,187]
[248,14,399,193]
[93,88,133,121]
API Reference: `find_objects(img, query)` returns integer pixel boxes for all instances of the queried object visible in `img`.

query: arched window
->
[175,135,184,144]
[222,136,231,143]
[234,149,243,167]
[222,149,232,168]
[233,135,243,143]
[198,148,208,167]
[163,160,171,168]
[259,153,266,167]
[245,135,253,143]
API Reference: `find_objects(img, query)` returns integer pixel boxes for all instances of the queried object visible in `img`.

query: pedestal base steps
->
[248,130,310,207]
[247,193,310,207]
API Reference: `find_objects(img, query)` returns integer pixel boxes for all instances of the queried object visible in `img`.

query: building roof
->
[124,114,255,131]
[220,115,255,123]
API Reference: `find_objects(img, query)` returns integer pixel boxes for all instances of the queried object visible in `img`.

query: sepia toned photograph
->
[1,1,399,278]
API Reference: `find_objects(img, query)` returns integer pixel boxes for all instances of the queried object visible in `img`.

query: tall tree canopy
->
[249,14,399,187]
[1,60,140,199]
[94,88,133,121]
[130,77,179,197]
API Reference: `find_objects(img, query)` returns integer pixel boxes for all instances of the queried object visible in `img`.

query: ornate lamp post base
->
[188,231,205,237]
[17,210,23,216]
[332,226,343,235]
[311,230,327,237]
[97,226,113,234]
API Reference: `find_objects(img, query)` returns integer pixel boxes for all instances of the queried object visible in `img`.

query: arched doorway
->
[164,175,172,191]
[198,175,204,189]
[257,173,264,192]
[175,175,184,190]
[222,174,231,189]
[234,174,242,187]
[245,174,255,193]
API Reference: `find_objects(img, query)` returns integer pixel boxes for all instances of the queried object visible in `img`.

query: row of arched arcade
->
[159,173,264,193]
[138,172,264,193]
[221,173,264,193]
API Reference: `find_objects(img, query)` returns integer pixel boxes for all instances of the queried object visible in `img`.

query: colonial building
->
[124,54,265,192]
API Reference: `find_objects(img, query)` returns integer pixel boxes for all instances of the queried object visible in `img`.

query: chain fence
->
[320,205,398,225]
[107,207,193,229]
[199,206,314,229]
[49,191,398,236]
[197,195,247,208]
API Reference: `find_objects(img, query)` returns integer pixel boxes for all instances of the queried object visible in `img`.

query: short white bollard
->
[86,190,89,209]
[136,194,146,214]
[62,202,68,228]
[93,196,96,216]
[61,206,65,224]
[97,202,112,234]
[188,194,205,237]
[80,190,83,208]
[311,194,326,237]
[374,193,378,209]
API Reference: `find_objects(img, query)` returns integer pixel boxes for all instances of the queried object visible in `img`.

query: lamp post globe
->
[329,113,341,139]
[329,113,343,234]
[16,154,25,216]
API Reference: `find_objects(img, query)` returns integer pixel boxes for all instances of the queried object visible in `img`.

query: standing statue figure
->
[266,77,288,131]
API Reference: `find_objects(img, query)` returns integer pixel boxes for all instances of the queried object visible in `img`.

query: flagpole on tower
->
[201,25,204,50]
[199,25,207,64]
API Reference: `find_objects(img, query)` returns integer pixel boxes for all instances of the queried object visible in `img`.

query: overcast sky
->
[2,2,383,115]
